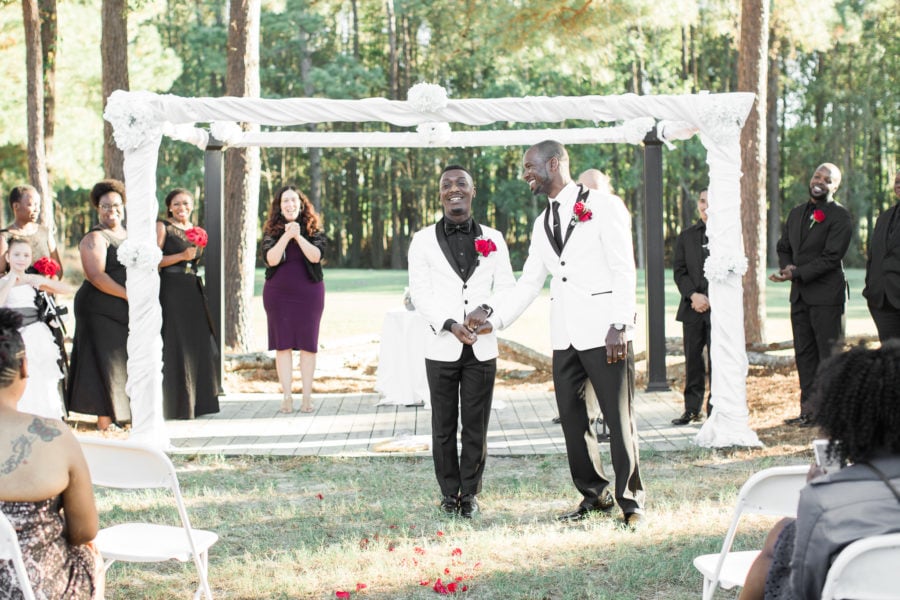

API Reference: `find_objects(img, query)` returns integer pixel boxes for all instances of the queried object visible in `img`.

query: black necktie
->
[444,220,472,235]
[551,201,563,249]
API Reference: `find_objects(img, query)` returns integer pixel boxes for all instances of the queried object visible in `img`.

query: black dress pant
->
[552,343,644,514]
[790,299,844,416]
[870,301,900,342]
[425,344,496,498]
[682,315,711,415]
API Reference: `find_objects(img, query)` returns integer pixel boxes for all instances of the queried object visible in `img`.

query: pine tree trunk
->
[101,0,128,181]
[766,36,782,268]
[38,0,57,227]
[22,0,51,214]
[223,0,261,351]
[737,0,769,344]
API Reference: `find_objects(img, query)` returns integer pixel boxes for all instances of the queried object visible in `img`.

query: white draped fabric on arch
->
[103,87,761,449]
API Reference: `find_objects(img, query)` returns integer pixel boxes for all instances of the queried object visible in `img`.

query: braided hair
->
[812,340,900,464]
[0,309,25,389]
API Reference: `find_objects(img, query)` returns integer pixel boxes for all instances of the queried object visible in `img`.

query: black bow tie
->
[444,220,473,235]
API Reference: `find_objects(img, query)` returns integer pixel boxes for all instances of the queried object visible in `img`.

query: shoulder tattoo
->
[28,418,62,442]
[1,436,33,475]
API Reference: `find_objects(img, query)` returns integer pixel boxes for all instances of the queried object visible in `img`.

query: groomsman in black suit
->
[772,163,852,426]
[863,170,900,342]
[672,190,711,425]
[407,165,516,518]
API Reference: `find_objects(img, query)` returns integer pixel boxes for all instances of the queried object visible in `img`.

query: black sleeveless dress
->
[159,222,220,419]
[65,227,131,423]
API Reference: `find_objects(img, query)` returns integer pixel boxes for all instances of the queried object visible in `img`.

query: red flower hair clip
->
[474,238,497,257]
[185,226,209,248]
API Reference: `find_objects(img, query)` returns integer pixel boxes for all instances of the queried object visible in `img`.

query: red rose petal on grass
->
[454,576,463,582]
[451,548,462,556]
[316,493,324,500]
[436,530,444,536]
[389,525,397,529]
[462,585,468,592]
[335,592,350,599]
[356,583,367,591]
[414,547,425,555]
[444,568,450,574]
[447,582,458,593]
[432,578,449,594]
[420,580,431,586]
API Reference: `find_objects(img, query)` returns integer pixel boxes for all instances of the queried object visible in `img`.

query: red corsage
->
[573,201,593,223]
[474,238,497,257]
[184,226,209,248]
[34,256,62,278]
[809,209,826,229]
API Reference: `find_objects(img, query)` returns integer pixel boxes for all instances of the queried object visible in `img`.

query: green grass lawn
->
[100,449,805,599]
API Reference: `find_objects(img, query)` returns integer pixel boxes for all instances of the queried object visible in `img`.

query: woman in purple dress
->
[261,185,326,414]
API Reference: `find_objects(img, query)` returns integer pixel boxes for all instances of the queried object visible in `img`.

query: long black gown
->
[159,222,220,419]
[65,227,130,423]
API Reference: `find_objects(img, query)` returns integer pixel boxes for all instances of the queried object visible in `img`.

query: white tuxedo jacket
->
[408,223,516,362]
[494,182,637,351]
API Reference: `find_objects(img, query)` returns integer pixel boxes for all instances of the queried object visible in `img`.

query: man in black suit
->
[863,169,900,342]
[772,163,852,426]
[672,190,711,425]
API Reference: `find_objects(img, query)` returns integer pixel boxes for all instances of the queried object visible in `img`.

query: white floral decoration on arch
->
[407,83,449,113]
[116,239,163,272]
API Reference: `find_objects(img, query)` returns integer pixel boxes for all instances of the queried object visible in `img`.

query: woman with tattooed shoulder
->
[0,309,104,598]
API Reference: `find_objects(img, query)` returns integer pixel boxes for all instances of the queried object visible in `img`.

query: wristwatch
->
[612,323,626,331]
[479,304,494,318]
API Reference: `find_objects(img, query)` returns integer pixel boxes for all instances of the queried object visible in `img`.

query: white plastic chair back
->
[693,465,809,600]
[78,437,217,600]
[820,532,900,600]
[0,510,38,600]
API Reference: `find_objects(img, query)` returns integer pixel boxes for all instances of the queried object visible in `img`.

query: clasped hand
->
[769,264,796,282]
[284,221,302,241]
[453,307,493,345]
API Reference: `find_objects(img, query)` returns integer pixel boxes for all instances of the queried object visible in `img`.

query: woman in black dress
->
[65,180,129,431]
[156,188,220,419]
[261,185,326,413]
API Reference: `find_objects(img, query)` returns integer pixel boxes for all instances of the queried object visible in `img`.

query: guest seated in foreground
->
[739,341,900,600]
[0,309,104,598]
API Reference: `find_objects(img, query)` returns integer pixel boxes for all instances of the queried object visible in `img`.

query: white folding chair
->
[820,532,900,600]
[78,437,218,600]
[693,464,809,600]
[0,510,38,600]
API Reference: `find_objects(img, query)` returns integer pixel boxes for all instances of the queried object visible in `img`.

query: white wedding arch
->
[103,87,762,449]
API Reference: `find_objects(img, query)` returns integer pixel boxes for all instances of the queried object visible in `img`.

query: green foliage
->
[1,0,896,271]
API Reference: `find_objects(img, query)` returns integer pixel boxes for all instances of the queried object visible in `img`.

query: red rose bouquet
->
[185,226,209,248]
[474,238,497,257]
[34,256,62,278]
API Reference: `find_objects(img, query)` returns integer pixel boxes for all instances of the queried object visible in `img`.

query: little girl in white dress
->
[0,237,72,419]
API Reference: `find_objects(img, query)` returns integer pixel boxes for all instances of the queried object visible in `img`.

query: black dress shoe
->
[784,414,814,427]
[623,512,644,530]
[551,416,561,424]
[459,495,479,519]
[671,411,703,425]
[558,491,614,522]
[440,495,459,515]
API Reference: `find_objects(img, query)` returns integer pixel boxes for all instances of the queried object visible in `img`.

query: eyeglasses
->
[98,202,124,212]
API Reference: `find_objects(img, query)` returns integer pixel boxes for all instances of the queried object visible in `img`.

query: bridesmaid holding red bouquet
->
[155,188,220,419]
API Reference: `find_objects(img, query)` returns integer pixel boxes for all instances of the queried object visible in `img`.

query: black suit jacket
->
[863,204,900,309]
[776,199,852,306]
[673,221,709,324]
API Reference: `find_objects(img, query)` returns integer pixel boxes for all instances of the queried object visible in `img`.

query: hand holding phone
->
[813,439,842,474]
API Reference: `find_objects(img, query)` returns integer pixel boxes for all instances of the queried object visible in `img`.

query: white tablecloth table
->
[374,310,431,407]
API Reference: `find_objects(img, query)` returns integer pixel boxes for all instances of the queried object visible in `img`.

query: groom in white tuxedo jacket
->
[468,141,645,527]
[407,165,516,518]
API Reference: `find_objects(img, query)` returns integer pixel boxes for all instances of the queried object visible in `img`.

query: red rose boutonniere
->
[33,256,62,278]
[474,238,497,257]
[184,226,209,248]
[571,200,593,226]
[809,209,825,229]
